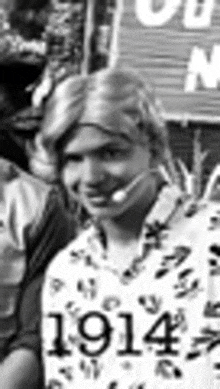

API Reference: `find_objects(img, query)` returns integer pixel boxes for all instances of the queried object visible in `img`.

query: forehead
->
[63,125,131,155]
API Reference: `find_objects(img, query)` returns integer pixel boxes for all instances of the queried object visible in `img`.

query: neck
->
[101,209,145,244]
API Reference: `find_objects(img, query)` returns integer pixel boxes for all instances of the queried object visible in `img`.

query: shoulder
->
[187,200,220,227]
[0,159,51,248]
[176,199,220,246]
[44,226,93,281]
[4,158,51,200]
[1,158,51,218]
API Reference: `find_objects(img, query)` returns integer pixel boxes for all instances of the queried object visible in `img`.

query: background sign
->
[112,0,220,122]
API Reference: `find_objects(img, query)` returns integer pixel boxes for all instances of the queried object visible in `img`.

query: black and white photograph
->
[0,1,220,388]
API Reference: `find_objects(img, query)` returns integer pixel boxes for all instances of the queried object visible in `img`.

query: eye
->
[100,147,125,161]
[63,154,83,165]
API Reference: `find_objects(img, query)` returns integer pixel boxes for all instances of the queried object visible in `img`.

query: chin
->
[83,202,124,220]
[82,192,143,221]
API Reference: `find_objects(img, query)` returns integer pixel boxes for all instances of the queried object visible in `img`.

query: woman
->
[41,67,220,389]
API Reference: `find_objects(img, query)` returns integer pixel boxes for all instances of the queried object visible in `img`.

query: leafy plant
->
[160,129,209,199]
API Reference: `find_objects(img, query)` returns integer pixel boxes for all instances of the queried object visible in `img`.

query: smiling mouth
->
[83,190,113,205]
[85,196,110,207]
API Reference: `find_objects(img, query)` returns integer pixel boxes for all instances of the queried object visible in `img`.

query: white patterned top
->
[42,185,220,389]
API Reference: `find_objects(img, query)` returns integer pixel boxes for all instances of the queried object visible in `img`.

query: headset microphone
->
[111,172,146,203]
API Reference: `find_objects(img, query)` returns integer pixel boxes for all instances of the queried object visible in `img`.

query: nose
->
[82,156,105,187]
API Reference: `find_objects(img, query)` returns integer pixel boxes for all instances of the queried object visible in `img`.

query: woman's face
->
[61,125,155,220]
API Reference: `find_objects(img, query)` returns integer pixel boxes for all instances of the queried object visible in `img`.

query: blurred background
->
[0,0,220,194]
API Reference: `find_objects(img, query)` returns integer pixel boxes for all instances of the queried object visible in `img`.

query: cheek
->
[135,148,152,172]
[61,163,81,188]
[104,161,131,179]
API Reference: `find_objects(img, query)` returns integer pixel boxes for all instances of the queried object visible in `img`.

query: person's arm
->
[0,185,76,388]
[0,349,40,389]
[0,275,43,389]
[25,186,77,282]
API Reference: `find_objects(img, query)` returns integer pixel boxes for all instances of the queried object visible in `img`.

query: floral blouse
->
[42,185,220,389]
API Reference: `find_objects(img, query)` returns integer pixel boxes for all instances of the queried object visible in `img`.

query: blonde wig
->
[30,67,169,182]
